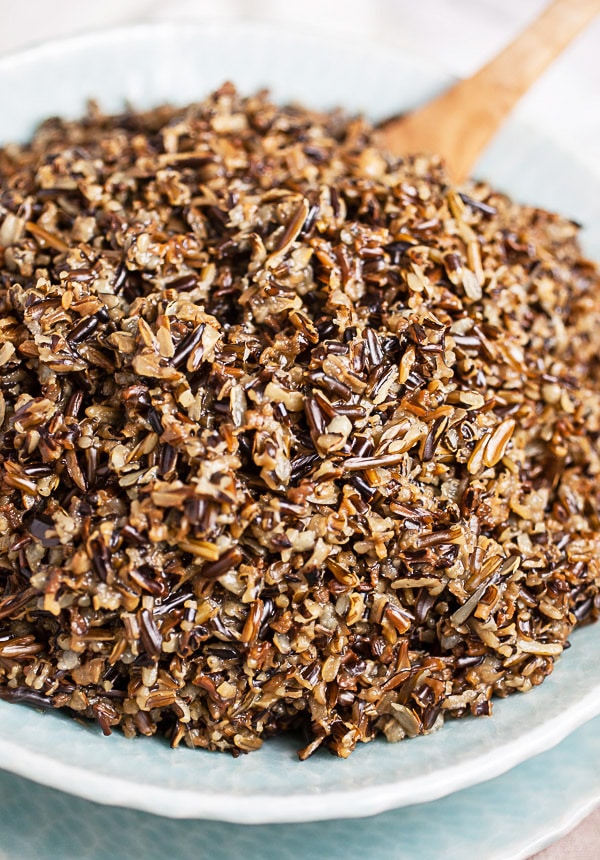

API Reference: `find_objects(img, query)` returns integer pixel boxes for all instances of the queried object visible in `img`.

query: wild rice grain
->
[0,85,599,759]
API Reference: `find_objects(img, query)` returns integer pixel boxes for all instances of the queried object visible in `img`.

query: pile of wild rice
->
[0,84,599,758]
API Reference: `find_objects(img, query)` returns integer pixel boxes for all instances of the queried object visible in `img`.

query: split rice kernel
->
[0,84,599,758]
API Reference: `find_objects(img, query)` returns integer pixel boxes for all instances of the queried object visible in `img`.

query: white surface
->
[0,20,599,825]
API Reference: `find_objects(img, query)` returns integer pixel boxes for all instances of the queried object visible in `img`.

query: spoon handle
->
[377,0,600,183]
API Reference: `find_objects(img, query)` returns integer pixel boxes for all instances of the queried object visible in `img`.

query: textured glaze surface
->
[0,21,599,824]
[1,713,600,860]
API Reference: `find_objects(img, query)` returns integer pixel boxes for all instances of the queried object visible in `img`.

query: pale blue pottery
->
[0,622,599,821]
[1,713,599,860]
[0,20,599,837]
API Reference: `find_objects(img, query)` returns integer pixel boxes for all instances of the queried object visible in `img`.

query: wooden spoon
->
[376,0,600,183]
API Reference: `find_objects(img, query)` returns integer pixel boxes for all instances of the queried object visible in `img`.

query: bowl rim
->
[0,16,456,86]
[2,679,600,822]
[0,18,599,824]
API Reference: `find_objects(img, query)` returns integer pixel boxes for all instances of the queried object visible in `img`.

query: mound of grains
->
[0,84,599,758]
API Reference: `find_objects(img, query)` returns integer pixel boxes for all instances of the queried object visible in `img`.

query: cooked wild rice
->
[0,84,599,758]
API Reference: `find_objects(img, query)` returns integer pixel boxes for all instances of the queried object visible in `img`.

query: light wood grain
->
[376,0,600,182]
